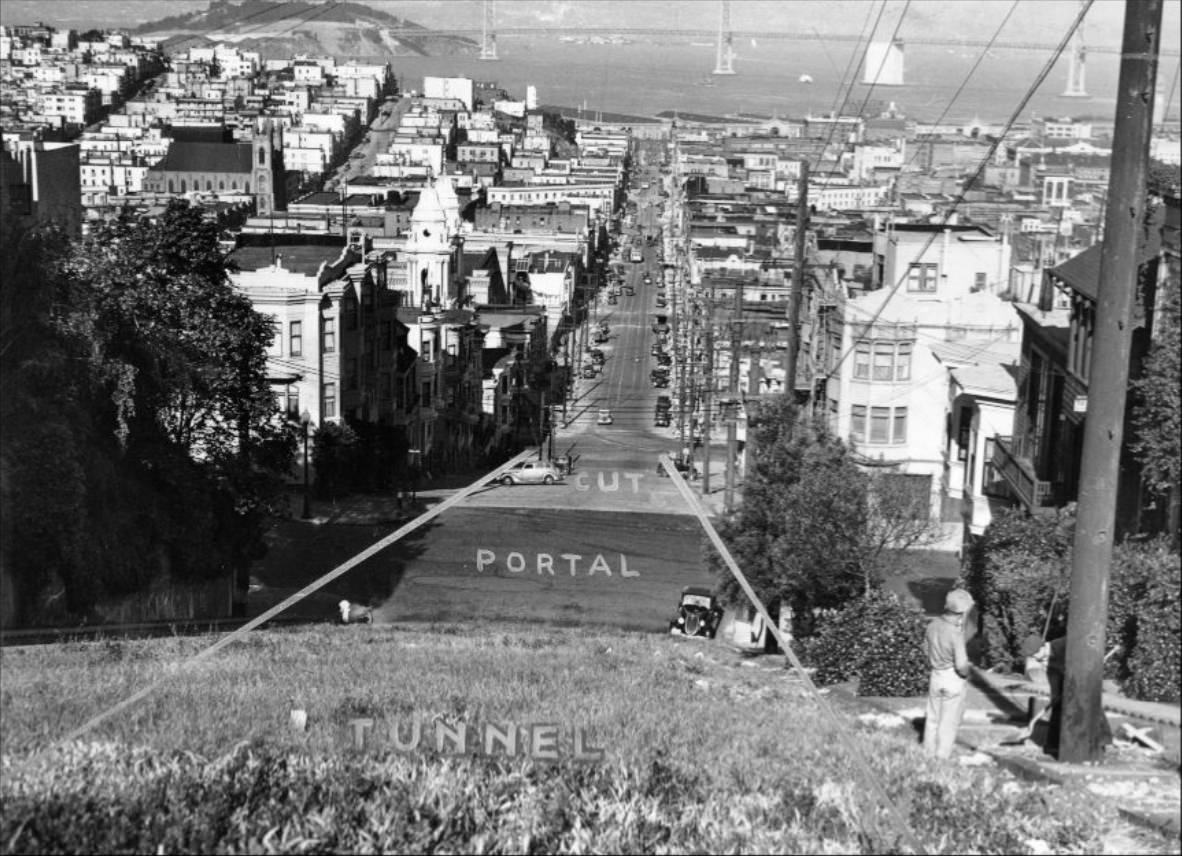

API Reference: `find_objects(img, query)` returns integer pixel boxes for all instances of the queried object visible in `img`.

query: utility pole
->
[1061,0,1162,764]
[724,281,743,513]
[539,390,547,460]
[786,161,809,421]
[702,283,715,495]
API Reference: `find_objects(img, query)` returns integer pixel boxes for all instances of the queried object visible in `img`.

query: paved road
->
[251,146,726,629]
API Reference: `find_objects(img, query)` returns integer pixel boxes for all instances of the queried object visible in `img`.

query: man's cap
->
[944,589,975,614]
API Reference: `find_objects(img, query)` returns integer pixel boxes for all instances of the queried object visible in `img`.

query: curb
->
[837,688,1181,841]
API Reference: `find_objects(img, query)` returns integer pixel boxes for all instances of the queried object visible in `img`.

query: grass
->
[1,622,1178,854]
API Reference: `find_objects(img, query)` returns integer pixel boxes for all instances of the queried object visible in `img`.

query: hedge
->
[802,589,930,697]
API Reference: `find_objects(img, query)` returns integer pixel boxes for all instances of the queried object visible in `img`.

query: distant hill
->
[136,0,478,59]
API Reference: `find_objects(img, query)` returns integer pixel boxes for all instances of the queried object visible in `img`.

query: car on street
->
[597,409,614,426]
[581,365,598,379]
[624,285,635,296]
[643,274,652,285]
[669,586,724,638]
[651,344,663,356]
[590,350,606,366]
[496,461,564,486]
[655,295,667,308]
[656,352,673,366]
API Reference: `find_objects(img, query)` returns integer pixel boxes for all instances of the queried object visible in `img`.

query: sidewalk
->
[836,673,1181,838]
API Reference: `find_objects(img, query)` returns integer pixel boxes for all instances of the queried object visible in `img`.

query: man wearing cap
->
[922,588,975,758]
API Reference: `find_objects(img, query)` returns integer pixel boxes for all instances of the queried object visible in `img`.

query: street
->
[258,146,725,630]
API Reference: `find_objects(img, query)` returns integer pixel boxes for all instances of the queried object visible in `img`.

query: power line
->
[895,0,1021,177]
[822,0,1095,384]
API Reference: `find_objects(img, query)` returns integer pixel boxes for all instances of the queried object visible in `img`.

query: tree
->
[709,397,943,635]
[1130,251,1180,539]
[0,201,294,621]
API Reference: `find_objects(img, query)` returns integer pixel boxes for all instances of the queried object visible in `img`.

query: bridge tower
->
[712,0,736,75]
[480,0,498,61]
[1062,2,1087,97]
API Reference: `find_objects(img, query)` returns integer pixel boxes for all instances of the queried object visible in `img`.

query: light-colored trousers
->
[923,667,967,758]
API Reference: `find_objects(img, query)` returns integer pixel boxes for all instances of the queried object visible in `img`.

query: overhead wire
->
[894,0,1022,178]
[821,0,1095,385]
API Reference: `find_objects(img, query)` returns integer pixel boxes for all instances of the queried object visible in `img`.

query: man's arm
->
[954,630,971,678]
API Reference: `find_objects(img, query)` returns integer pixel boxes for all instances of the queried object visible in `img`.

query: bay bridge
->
[413,0,1180,97]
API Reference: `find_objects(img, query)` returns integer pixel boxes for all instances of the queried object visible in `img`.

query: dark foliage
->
[801,589,930,697]
[0,202,294,622]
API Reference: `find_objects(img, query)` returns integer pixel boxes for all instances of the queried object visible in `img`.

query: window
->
[957,409,972,461]
[322,317,335,354]
[421,381,432,406]
[896,343,912,380]
[907,262,937,292]
[323,382,336,418]
[854,342,871,379]
[973,272,987,293]
[283,388,300,419]
[345,296,358,331]
[873,343,894,381]
[289,321,302,357]
[870,407,891,444]
[893,407,908,444]
[346,358,358,390]
[851,405,867,442]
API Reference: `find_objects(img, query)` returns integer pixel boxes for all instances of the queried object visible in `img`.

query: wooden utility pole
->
[724,281,743,513]
[786,162,809,418]
[702,283,716,495]
[1061,0,1162,764]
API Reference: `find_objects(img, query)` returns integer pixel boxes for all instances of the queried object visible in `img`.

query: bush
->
[1114,537,1181,703]
[802,590,930,697]
[968,507,1180,702]
[963,506,1074,671]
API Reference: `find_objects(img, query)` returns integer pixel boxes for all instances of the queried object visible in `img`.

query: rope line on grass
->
[657,453,928,856]
[57,448,537,746]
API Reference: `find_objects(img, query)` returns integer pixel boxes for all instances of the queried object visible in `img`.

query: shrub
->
[967,507,1180,703]
[963,506,1074,671]
[1115,537,1181,703]
[802,590,930,697]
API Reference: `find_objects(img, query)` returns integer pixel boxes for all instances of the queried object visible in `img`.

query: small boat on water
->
[799,73,814,84]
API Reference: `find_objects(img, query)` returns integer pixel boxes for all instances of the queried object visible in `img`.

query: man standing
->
[923,588,974,758]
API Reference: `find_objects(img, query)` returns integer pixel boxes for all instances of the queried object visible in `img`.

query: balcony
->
[992,435,1055,511]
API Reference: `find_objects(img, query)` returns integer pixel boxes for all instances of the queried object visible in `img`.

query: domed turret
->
[409,180,448,250]
[435,173,461,233]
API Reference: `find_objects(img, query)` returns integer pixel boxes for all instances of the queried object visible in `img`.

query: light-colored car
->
[597,409,614,426]
[497,461,563,486]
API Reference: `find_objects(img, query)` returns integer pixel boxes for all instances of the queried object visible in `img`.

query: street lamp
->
[300,409,312,519]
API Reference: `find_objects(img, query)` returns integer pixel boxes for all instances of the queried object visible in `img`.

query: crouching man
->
[922,588,974,759]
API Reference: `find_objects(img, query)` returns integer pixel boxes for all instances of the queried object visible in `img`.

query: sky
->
[1,0,1179,54]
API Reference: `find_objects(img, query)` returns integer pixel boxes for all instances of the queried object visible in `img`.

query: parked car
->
[669,586,724,638]
[656,352,673,366]
[597,409,614,426]
[643,274,652,285]
[624,285,635,296]
[591,351,606,366]
[581,365,598,379]
[655,296,667,308]
[651,344,663,356]
[496,461,563,486]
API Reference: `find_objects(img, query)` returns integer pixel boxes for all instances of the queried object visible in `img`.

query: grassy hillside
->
[139,0,477,57]
[0,622,1172,854]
